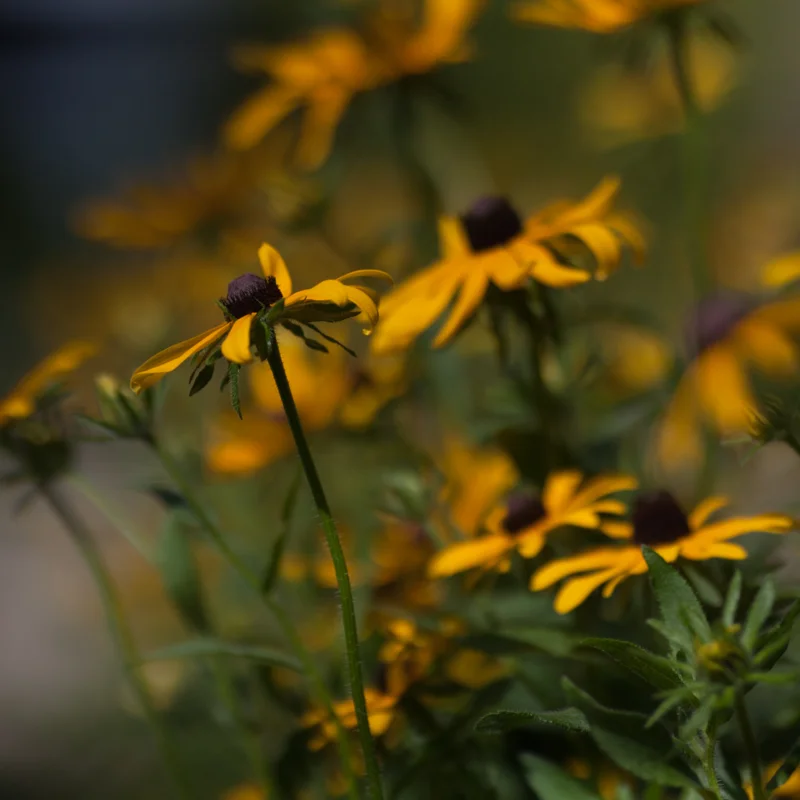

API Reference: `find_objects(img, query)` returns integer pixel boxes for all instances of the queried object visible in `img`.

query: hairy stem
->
[266,331,384,800]
[703,718,724,799]
[40,484,194,799]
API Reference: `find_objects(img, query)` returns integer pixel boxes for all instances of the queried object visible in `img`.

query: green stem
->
[154,444,360,800]
[266,332,384,800]
[703,718,723,799]
[40,484,193,799]
[735,692,765,800]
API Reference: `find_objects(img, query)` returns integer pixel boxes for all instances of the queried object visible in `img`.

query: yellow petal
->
[295,88,351,170]
[222,314,256,364]
[517,531,547,558]
[336,269,394,286]
[438,216,471,259]
[224,85,301,150]
[688,496,729,530]
[531,546,632,590]
[762,251,800,287]
[600,521,634,539]
[480,248,531,290]
[553,566,627,614]
[569,474,638,508]
[696,346,756,434]
[656,368,703,466]
[432,270,489,347]
[569,221,623,278]
[734,318,799,376]
[258,243,293,296]
[130,322,232,393]
[428,536,514,577]
[681,540,748,561]
[694,514,793,543]
[514,241,591,286]
[542,470,583,514]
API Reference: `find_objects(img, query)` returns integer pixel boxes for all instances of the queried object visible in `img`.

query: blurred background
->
[2,0,800,797]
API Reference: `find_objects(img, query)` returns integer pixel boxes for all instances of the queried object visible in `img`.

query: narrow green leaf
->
[767,735,800,795]
[261,470,302,595]
[520,755,602,800]
[581,638,684,692]
[302,322,357,357]
[476,708,589,735]
[722,570,743,628]
[189,362,216,396]
[643,547,711,655]
[742,579,776,651]
[683,564,723,607]
[228,362,242,419]
[754,599,800,668]
[145,638,301,672]
[155,513,209,633]
[745,670,800,685]
[646,691,691,728]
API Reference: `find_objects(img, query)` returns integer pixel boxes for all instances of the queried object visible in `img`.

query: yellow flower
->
[513,0,704,33]
[532,490,793,614]
[566,759,634,800]
[225,0,482,168]
[746,763,800,799]
[378,617,440,696]
[371,178,644,354]
[580,30,737,146]
[73,153,259,250]
[302,688,398,751]
[0,342,96,426]
[657,289,800,466]
[206,346,405,474]
[130,243,391,393]
[429,470,636,578]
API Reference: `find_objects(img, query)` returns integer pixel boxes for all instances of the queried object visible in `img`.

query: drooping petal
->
[762,251,800,287]
[554,566,628,614]
[438,216,472,260]
[131,322,232,393]
[688,496,729,530]
[531,546,632,590]
[432,270,489,347]
[734,318,800,376]
[696,345,756,434]
[681,540,748,562]
[516,530,547,559]
[222,314,256,364]
[295,87,352,170]
[428,535,515,577]
[336,269,394,286]
[514,241,591,286]
[569,474,638,508]
[479,248,530,290]
[656,368,703,466]
[693,514,793,543]
[258,242,293,296]
[542,470,583,514]
[224,85,302,150]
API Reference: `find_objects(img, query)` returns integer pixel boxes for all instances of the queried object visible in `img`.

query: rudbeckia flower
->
[225,0,483,168]
[130,243,391,394]
[532,490,793,614]
[513,0,705,33]
[0,342,96,426]
[371,177,644,354]
[657,288,800,466]
[428,470,637,578]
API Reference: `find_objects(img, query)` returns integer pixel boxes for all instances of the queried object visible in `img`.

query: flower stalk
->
[265,330,385,800]
[40,484,194,799]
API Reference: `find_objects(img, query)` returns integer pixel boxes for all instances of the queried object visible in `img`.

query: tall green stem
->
[154,444,360,800]
[735,692,765,800]
[266,332,384,800]
[703,718,723,799]
[40,484,193,799]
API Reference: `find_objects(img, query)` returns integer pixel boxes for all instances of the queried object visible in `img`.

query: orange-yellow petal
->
[428,535,514,577]
[734,318,799,377]
[542,470,583,514]
[762,251,800,288]
[438,216,471,260]
[432,270,489,347]
[224,84,302,150]
[258,242,293,296]
[130,322,232,393]
[221,314,256,364]
[295,88,352,170]
[696,346,756,434]
[688,496,729,530]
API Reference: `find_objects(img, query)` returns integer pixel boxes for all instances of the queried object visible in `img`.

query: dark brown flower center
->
[460,196,523,253]
[685,291,754,357]
[502,492,546,535]
[632,490,691,546]
[221,273,283,319]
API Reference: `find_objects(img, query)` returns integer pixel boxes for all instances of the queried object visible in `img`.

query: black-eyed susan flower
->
[371,177,644,354]
[428,470,637,578]
[513,0,705,33]
[532,490,793,614]
[0,342,96,427]
[130,243,391,394]
[225,0,483,168]
[657,288,800,466]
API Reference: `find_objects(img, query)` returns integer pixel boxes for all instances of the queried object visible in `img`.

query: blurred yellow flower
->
[566,759,634,800]
[371,178,644,354]
[429,470,636,578]
[130,243,391,393]
[0,342,96,426]
[73,153,259,250]
[378,617,440,696]
[513,0,704,33]
[762,251,800,289]
[221,785,265,800]
[225,0,483,168]
[580,31,737,146]
[532,490,792,614]
[746,763,800,799]
[657,289,800,466]
[206,345,405,474]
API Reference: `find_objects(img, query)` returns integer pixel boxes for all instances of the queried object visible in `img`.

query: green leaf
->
[722,570,743,628]
[754,599,800,668]
[683,564,723,607]
[742,579,776,651]
[581,638,684,692]
[228,362,242,419]
[643,547,711,655]
[155,513,209,633]
[767,734,800,795]
[261,470,302,595]
[189,362,216,396]
[475,708,589,735]
[521,755,603,800]
[302,322,357,357]
[145,638,301,672]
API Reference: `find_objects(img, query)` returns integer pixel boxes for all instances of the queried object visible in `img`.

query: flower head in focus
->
[513,0,706,33]
[371,177,644,354]
[129,243,391,398]
[225,0,483,169]
[657,283,800,466]
[428,470,637,579]
[532,490,793,613]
